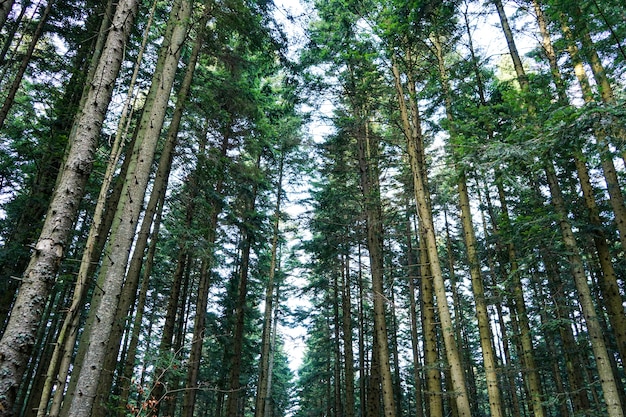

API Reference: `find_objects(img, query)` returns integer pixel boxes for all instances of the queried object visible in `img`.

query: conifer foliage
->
[0,0,625,416]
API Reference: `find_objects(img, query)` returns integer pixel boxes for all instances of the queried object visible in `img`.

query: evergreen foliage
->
[0,0,625,416]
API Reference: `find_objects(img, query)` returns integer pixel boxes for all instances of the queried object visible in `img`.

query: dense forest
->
[0,0,625,416]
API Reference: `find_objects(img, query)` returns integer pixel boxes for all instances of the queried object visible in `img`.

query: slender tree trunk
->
[225,170,260,417]
[181,257,212,417]
[404,206,424,417]
[366,330,382,417]
[388,283,402,417]
[263,283,281,417]
[0,0,52,129]
[545,163,624,416]
[0,0,29,77]
[255,154,284,417]
[117,194,165,410]
[420,236,443,417]
[493,3,553,415]
[356,116,397,417]
[357,244,367,417]
[432,34,503,417]
[391,55,471,417]
[333,269,344,417]
[65,1,191,415]
[341,253,356,417]
[0,0,140,412]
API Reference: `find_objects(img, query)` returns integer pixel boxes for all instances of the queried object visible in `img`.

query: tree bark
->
[432,33,503,417]
[391,54,471,417]
[356,116,397,417]
[0,0,52,129]
[255,153,284,417]
[404,206,424,417]
[545,163,624,417]
[0,0,140,413]
[64,0,191,414]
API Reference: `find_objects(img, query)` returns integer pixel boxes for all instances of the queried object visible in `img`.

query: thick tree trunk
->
[93,9,202,410]
[0,0,108,339]
[0,0,140,413]
[64,1,191,415]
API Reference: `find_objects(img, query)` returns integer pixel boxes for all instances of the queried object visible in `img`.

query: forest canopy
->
[0,0,625,416]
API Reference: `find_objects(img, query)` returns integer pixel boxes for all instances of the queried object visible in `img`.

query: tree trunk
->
[225,167,259,417]
[432,33,503,417]
[0,0,52,129]
[255,152,284,417]
[264,284,281,417]
[0,0,140,412]
[391,54,471,417]
[333,270,344,417]
[545,162,624,417]
[356,116,397,417]
[64,0,191,415]
[341,254,356,417]
[93,8,204,411]
[117,194,165,411]
[357,244,367,417]
[404,207,424,417]
[420,236,443,417]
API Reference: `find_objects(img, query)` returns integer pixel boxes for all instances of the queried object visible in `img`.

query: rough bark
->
[64,0,191,414]
[545,163,624,417]
[0,0,140,413]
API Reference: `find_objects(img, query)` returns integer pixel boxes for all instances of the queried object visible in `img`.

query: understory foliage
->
[0,0,625,416]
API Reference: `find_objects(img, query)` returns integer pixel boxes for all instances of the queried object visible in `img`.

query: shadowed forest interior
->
[0,0,625,416]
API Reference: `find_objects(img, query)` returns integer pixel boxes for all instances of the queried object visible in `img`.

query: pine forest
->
[0,0,625,416]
